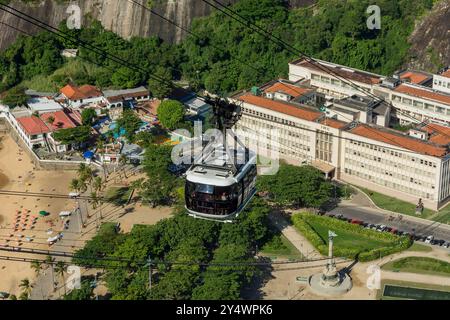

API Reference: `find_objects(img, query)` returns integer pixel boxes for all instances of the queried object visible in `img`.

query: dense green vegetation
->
[131,143,179,208]
[52,125,92,146]
[71,197,272,300]
[180,0,437,94]
[292,212,412,261]
[257,164,334,208]
[0,0,438,99]
[382,257,450,277]
[116,109,143,142]
[157,100,185,130]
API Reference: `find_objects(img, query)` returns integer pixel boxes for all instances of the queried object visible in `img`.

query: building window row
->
[344,167,434,200]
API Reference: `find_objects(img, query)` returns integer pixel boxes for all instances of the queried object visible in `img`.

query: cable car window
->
[196,183,214,194]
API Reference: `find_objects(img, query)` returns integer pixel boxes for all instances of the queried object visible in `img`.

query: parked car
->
[443,242,450,248]
[430,239,439,245]
[437,239,445,246]
[351,219,363,225]
[328,214,336,218]
[377,225,387,232]
[362,222,369,227]
[425,235,434,244]
[335,214,344,220]
[69,192,80,199]
[390,228,398,235]
[385,227,392,232]
[59,211,72,218]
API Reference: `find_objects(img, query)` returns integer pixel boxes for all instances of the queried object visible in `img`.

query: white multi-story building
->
[233,80,450,210]
[384,82,450,126]
[289,58,384,99]
[289,58,450,126]
[433,69,450,94]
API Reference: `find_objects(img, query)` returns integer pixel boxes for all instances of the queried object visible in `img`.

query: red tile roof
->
[40,111,77,131]
[400,71,431,84]
[294,59,382,85]
[239,94,322,122]
[17,116,51,136]
[422,123,450,146]
[394,84,450,105]
[441,70,450,78]
[321,118,347,129]
[264,82,312,98]
[17,111,77,136]
[60,84,102,100]
[349,124,448,157]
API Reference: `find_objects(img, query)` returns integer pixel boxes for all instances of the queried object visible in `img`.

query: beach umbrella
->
[39,211,50,217]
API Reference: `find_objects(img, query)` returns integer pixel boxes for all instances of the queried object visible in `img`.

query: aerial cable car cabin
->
[184,97,257,222]
[185,144,257,222]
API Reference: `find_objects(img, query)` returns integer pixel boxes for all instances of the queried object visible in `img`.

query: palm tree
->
[19,278,32,299]
[44,256,57,292]
[119,154,128,179]
[30,260,42,276]
[91,191,103,229]
[54,261,67,296]
[93,177,103,193]
[70,178,81,194]
[78,163,94,186]
[96,140,108,181]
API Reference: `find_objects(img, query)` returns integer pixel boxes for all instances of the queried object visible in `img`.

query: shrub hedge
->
[291,212,412,262]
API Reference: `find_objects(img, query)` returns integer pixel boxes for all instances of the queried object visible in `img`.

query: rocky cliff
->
[0,0,240,50]
[406,0,450,72]
[0,0,316,51]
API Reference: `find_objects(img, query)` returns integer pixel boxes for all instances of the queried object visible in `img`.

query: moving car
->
[0,292,9,299]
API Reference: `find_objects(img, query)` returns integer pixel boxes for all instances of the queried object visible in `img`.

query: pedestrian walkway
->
[268,211,323,259]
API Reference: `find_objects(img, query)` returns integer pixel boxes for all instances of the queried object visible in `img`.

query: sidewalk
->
[268,211,323,260]
[342,184,450,232]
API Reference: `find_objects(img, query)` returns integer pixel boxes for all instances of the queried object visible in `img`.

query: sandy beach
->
[0,134,78,297]
[0,133,173,298]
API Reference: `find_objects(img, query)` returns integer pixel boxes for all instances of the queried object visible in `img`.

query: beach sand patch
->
[0,172,9,188]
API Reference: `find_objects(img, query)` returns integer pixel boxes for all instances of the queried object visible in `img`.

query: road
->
[329,204,450,243]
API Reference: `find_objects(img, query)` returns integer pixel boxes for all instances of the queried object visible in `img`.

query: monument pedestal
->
[307,231,353,296]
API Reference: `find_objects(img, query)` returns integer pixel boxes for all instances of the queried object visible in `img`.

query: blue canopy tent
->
[83,151,95,160]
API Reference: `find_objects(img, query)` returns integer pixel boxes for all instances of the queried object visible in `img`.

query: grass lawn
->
[377,279,450,300]
[310,221,390,252]
[432,208,450,225]
[292,213,410,261]
[407,243,432,253]
[260,234,303,260]
[359,187,435,219]
[382,257,450,277]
